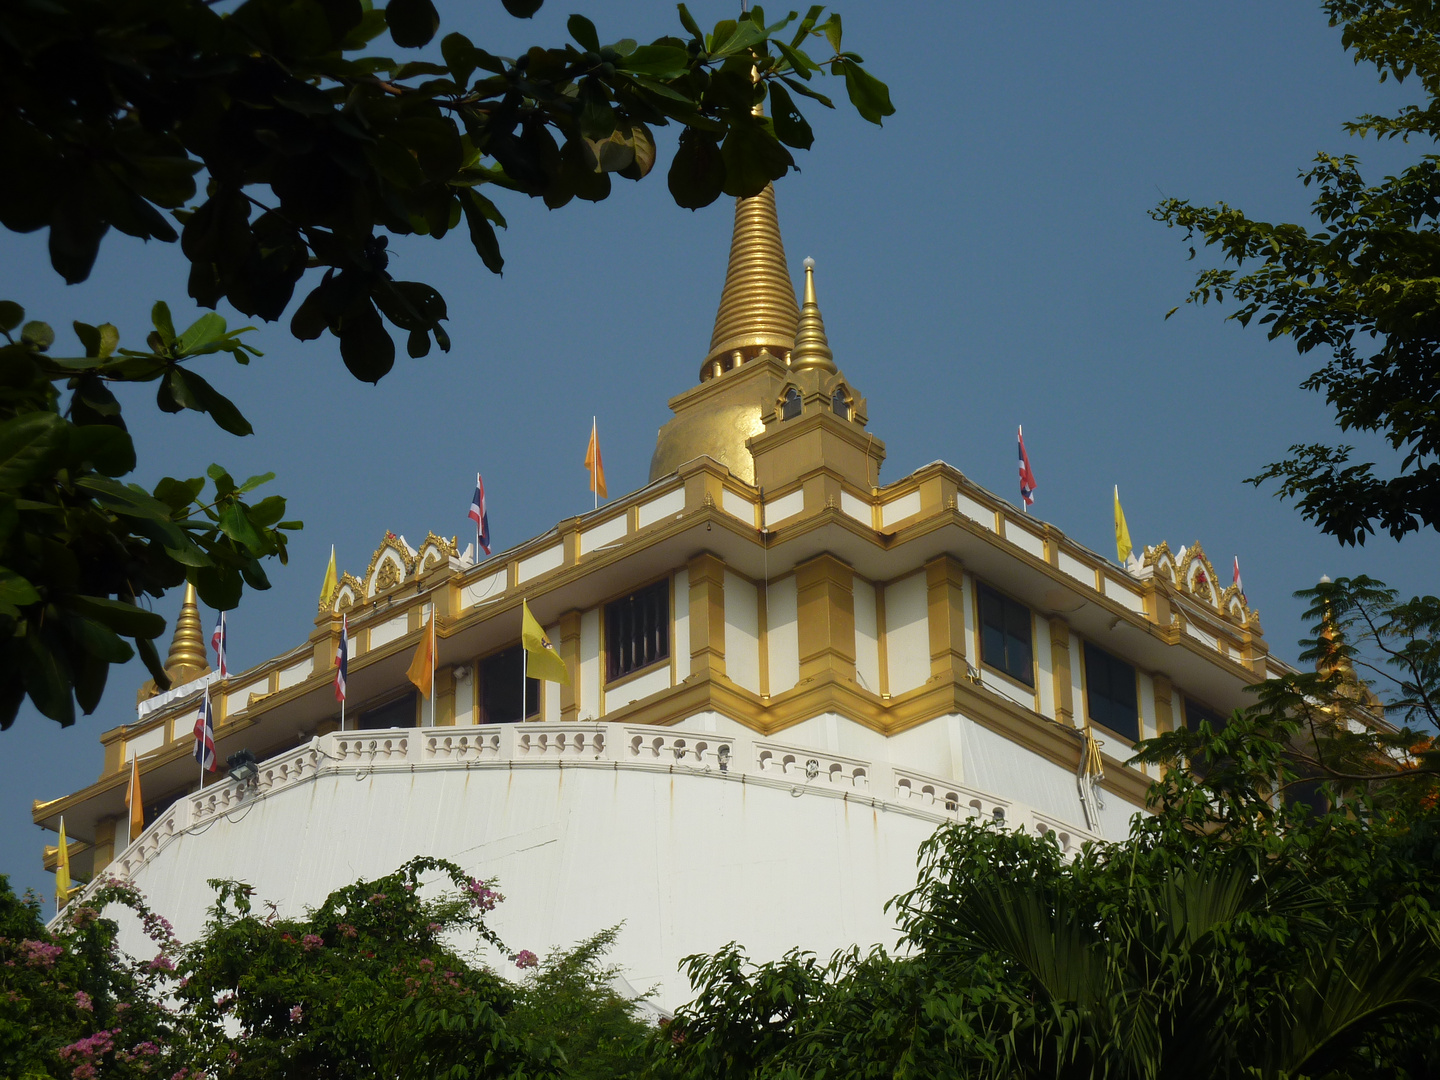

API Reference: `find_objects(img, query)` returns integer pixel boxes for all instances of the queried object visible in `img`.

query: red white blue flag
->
[210,611,227,679]
[193,688,216,772]
[468,473,491,556]
[335,613,348,702]
[1018,426,1038,510]
[1233,556,1244,598]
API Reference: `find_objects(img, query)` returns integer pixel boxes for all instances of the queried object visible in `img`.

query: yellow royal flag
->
[319,545,337,609]
[584,418,607,500]
[125,754,144,842]
[406,608,435,698]
[56,817,71,908]
[522,600,569,683]
[1114,485,1133,564]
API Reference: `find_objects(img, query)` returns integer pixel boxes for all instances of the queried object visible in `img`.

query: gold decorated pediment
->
[1141,541,1175,583]
[415,533,459,575]
[364,532,415,597]
[1176,542,1220,606]
[326,572,365,614]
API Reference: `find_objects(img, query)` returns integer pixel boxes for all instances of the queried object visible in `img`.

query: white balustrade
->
[754,741,869,789]
[623,727,730,766]
[514,723,606,758]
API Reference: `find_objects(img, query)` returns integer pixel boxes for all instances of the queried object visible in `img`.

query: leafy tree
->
[1153,0,1440,545]
[649,711,1440,1080]
[0,0,893,729]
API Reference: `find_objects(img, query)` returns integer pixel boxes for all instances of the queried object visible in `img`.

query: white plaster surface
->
[517,544,564,584]
[1058,552,1095,588]
[955,493,994,530]
[455,669,474,724]
[1005,522,1046,561]
[609,664,671,707]
[462,570,507,609]
[884,573,929,695]
[580,609,600,719]
[880,490,921,528]
[369,614,409,650]
[853,578,880,695]
[226,680,267,716]
[724,572,761,693]
[841,490,871,526]
[276,659,311,691]
[672,573,690,683]
[1103,576,1146,614]
[125,725,166,762]
[722,488,756,525]
[580,515,628,554]
[766,576,799,695]
[637,489,685,529]
[763,489,805,527]
[1035,618,1055,720]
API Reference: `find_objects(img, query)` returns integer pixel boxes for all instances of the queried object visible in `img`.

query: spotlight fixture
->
[227,749,259,784]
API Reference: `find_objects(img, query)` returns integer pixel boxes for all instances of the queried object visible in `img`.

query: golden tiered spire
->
[790,256,835,373]
[163,583,211,684]
[702,183,799,379]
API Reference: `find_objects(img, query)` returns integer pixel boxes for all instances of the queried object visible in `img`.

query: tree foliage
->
[1152,0,1440,545]
[0,0,890,382]
[0,0,892,729]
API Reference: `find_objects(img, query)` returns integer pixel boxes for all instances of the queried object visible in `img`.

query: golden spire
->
[790,256,835,373]
[702,183,799,379]
[164,582,211,684]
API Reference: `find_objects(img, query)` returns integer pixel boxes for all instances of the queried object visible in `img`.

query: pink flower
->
[511,949,538,970]
[74,990,93,1012]
[289,1005,304,1023]
[148,955,175,972]
[72,1064,97,1080]
[417,958,435,972]
[20,940,63,968]
[427,922,443,933]
[465,881,502,912]
[367,893,387,905]
[301,934,323,952]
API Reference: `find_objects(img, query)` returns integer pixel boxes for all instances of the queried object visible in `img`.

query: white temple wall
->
[579,609,601,720]
[724,571,761,694]
[764,575,799,695]
[1035,617,1055,720]
[883,572,929,695]
[961,573,979,670]
[852,578,880,695]
[455,667,474,724]
[672,572,690,682]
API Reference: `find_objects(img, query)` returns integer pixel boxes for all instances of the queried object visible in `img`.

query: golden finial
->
[790,256,835,373]
[164,582,211,684]
[702,183,799,380]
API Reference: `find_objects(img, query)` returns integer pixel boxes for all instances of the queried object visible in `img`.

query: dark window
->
[978,583,1033,686]
[358,692,417,730]
[831,388,849,419]
[1084,644,1138,740]
[1183,697,1227,733]
[479,646,538,723]
[606,579,670,682]
[782,387,801,420]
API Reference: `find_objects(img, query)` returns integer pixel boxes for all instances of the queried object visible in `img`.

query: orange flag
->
[406,609,435,698]
[584,417,607,500]
[125,754,143,842]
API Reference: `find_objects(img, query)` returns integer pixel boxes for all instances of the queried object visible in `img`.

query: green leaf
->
[153,475,206,511]
[568,14,599,52]
[20,321,54,350]
[22,628,74,726]
[677,3,704,41]
[820,12,842,53]
[618,44,690,79]
[175,312,227,355]
[711,19,766,58]
[441,32,475,88]
[780,75,833,108]
[0,301,22,333]
[0,567,41,610]
[668,128,725,209]
[500,0,542,15]
[151,301,176,347]
[69,424,137,477]
[460,192,505,274]
[218,500,267,554]
[68,595,167,640]
[168,368,254,436]
[721,121,794,197]
[838,58,893,124]
[0,412,68,491]
[767,82,814,149]
[136,632,169,690]
[236,471,276,495]
[385,0,439,48]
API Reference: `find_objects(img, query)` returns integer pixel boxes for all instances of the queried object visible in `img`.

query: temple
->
[33,184,1284,1005]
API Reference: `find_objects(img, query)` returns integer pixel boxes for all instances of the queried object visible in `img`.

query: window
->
[1183,696,1227,733]
[606,579,670,682]
[978,583,1033,686]
[479,647,538,723]
[358,692,417,730]
[1084,644,1138,740]
[831,388,850,419]
[781,386,801,420]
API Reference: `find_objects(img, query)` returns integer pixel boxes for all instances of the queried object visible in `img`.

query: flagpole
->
[520,598,527,722]
[430,605,436,727]
[592,417,598,511]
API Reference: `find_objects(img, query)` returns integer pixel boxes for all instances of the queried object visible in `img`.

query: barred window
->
[1084,644,1138,740]
[606,579,670,682]
[1183,696,1227,733]
[358,692,417,730]
[831,388,850,419]
[978,583,1034,686]
[782,387,802,420]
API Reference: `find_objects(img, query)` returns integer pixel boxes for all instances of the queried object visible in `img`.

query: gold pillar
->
[925,555,966,683]
[1049,617,1075,727]
[795,554,855,683]
[434,666,456,726]
[559,610,582,721]
[92,818,116,875]
[688,554,727,680]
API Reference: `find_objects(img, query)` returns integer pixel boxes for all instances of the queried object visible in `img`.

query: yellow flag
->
[407,609,435,698]
[319,545,337,609]
[522,600,569,683]
[126,754,144,842]
[584,418,607,500]
[1114,485,1133,564]
[56,817,71,909]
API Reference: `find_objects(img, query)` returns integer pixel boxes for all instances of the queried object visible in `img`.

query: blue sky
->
[3,0,1435,903]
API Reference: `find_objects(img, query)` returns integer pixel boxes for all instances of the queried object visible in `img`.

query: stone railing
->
[66,723,1105,911]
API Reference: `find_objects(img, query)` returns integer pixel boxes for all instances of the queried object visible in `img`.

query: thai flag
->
[193,689,216,772]
[1233,556,1244,598]
[335,613,348,702]
[1018,426,1038,509]
[210,611,227,679]
[468,473,491,556]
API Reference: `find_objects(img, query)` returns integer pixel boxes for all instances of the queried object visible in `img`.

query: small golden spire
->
[790,256,835,373]
[164,582,211,684]
[702,183,799,379]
